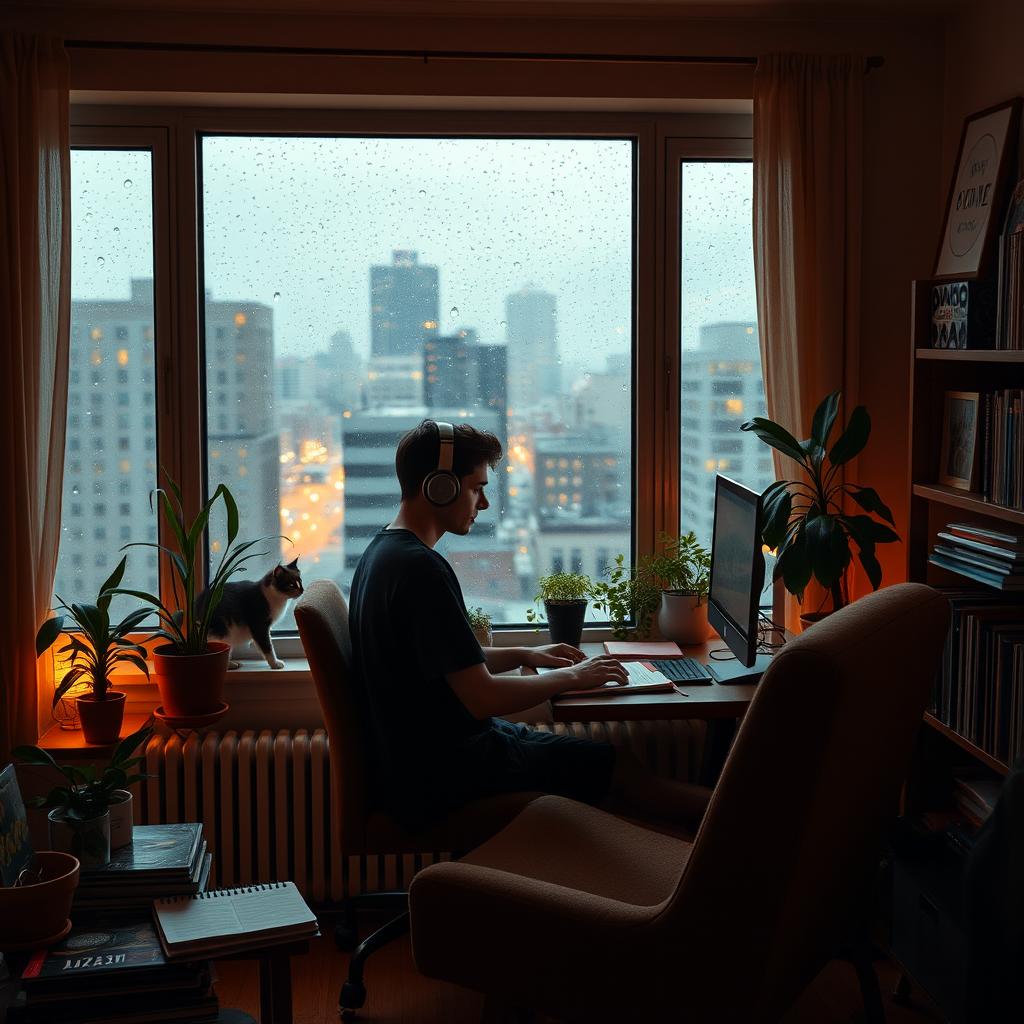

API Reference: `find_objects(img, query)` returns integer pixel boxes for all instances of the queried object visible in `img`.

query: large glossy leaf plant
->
[740,391,900,611]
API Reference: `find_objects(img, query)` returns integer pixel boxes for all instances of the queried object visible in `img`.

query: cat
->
[201,558,303,670]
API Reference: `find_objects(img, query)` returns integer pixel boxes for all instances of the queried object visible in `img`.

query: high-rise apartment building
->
[59,280,160,613]
[205,297,281,559]
[58,282,283,612]
[505,286,560,412]
[679,321,772,546]
[424,330,477,409]
[370,250,439,358]
[340,406,503,575]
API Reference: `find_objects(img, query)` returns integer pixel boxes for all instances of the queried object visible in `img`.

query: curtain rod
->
[64,40,884,70]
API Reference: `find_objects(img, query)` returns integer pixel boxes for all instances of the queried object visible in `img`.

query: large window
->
[679,161,769,548]
[55,149,158,621]
[200,136,634,629]
[59,111,753,646]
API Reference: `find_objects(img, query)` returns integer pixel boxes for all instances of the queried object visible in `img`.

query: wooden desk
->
[552,641,758,723]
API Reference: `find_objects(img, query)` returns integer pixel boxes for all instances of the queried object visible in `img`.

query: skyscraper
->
[505,286,559,411]
[679,321,772,546]
[370,250,439,358]
[205,295,281,561]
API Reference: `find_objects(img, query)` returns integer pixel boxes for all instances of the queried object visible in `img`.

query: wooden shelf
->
[915,348,1024,362]
[923,713,1010,776]
[911,483,1024,526]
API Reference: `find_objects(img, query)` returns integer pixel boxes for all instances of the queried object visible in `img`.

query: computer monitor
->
[706,475,769,680]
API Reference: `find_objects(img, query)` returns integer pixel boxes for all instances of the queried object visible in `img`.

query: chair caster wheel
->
[334,922,359,951]
[340,980,367,1013]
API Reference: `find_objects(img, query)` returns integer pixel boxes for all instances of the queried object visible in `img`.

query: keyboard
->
[644,657,715,685]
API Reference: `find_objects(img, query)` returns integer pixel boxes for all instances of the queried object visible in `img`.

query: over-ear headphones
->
[422,421,461,507]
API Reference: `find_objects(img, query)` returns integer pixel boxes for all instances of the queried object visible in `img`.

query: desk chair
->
[294,580,540,1018]
[409,582,951,1023]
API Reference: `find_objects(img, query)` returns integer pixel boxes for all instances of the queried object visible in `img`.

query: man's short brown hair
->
[395,420,503,500]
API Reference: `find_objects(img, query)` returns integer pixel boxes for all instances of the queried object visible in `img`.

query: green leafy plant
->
[466,606,492,632]
[591,532,711,639]
[646,532,712,600]
[741,390,900,611]
[13,724,153,823]
[35,556,150,708]
[525,572,595,623]
[110,476,273,656]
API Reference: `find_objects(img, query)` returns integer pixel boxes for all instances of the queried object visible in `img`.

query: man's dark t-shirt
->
[349,528,488,826]
[349,527,616,830]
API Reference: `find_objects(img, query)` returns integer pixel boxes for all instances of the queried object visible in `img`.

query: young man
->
[348,419,709,831]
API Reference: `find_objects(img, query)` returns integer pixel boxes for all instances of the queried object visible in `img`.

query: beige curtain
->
[0,34,71,761]
[753,53,866,631]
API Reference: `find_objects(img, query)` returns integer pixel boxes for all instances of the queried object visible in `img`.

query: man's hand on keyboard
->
[558,655,629,693]
[522,643,587,669]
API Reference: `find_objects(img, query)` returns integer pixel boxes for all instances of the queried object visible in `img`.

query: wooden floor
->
[215,924,945,1024]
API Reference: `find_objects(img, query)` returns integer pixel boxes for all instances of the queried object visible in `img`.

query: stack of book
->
[9,920,217,1024]
[929,522,1024,591]
[74,823,211,915]
[932,589,1024,763]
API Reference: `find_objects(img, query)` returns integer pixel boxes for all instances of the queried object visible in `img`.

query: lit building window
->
[234,312,247,327]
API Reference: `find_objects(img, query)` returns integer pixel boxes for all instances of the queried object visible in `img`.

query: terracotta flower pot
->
[0,851,79,950]
[657,591,713,646]
[472,626,493,647]
[152,641,230,717]
[76,691,126,745]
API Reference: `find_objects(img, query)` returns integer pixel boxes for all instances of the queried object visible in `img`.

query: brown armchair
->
[409,582,951,1023]
[295,580,540,1018]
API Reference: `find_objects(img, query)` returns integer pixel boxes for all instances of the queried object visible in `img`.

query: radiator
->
[136,720,705,904]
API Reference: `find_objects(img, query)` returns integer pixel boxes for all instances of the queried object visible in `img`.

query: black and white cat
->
[203,558,303,670]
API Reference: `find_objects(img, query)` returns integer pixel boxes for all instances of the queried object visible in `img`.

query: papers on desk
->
[540,662,675,696]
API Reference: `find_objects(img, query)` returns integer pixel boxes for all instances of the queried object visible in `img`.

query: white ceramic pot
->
[108,790,134,849]
[657,591,713,647]
[47,808,111,869]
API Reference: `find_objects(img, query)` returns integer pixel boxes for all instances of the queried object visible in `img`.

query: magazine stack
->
[74,823,211,915]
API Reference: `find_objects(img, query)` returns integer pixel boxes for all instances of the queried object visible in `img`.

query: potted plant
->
[741,390,900,625]
[13,724,153,868]
[526,572,595,647]
[0,851,80,950]
[649,532,713,645]
[35,557,150,745]
[592,533,712,644]
[111,477,270,717]
[467,606,493,647]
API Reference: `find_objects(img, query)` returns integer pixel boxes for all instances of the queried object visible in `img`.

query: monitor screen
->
[707,476,764,668]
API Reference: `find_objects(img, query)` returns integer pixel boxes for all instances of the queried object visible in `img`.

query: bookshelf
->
[906,277,1024,780]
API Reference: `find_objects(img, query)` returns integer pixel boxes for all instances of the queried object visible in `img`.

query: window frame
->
[68,105,752,653]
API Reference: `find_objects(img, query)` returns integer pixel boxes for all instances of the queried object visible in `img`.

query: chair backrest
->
[667,583,950,1020]
[295,579,367,854]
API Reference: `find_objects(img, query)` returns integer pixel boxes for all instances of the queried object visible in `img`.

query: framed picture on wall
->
[939,390,980,490]
[934,98,1022,280]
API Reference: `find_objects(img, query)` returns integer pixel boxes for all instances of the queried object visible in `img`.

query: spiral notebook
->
[153,881,318,958]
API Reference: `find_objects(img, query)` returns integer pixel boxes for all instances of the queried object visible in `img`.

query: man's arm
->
[481,644,584,674]
[446,656,628,719]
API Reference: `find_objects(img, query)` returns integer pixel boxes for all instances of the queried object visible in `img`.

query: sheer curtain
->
[753,53,867,630]
[0,33,71,760]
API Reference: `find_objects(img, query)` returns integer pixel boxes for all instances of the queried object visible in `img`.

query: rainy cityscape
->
[57,139,770,628]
